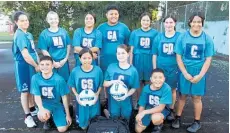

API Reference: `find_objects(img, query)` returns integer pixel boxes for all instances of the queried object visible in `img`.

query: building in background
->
[0,13,13,34]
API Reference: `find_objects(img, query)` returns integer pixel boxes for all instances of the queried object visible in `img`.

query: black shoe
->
[151,124,163,133]
[69,105,74,118]
[187,121,201,133]
[171,117,180,129]
[43,121,51,130]
[167,111,175,121]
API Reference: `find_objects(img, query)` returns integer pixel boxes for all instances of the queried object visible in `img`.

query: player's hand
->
[38,108,50,122]
[136,112,145,125]
[54,61,61,68]
[111,80,125,86]
[76,95,84,106]
[66,115,72,126]
[190,74,202,83]
[183,72,193,81]
[35,65,40,72]
[59,58,67,67]
[92,53,98,60]
[118,94,128,101]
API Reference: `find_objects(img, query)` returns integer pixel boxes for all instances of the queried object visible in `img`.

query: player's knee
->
[192,96,202,103]
[57,126,68,132]
[135,123,146,133]
[179,94,187,100]
[151,113,164,125]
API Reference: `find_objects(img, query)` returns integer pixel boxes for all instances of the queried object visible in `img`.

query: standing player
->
[12,11,39,128]
[129,12,158,109]
[171,12,215,133]
[152,15,180,120]
[97,5,130,72]
[103,44,140,121]
[72,12,102,66]
[31,56,72,132]
[135,68,172,133]
[68,48,103,130]
[38,11,71,82]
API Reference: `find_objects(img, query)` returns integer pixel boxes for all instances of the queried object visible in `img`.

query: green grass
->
[0,32,13,41]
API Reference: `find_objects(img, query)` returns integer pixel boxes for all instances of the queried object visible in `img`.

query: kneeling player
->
[31,56,72,132]
[135,68,172,133]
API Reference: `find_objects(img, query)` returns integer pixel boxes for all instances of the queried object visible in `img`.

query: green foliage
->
[1,1,159,39]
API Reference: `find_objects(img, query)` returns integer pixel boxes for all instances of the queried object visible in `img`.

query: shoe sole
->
[187,126,201,133]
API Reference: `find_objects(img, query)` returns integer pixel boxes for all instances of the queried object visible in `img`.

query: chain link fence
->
[165,1,229,55]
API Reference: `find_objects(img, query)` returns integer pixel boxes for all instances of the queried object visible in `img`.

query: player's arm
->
[138,106,145,113]
[21,48,39,71]
[176,54,193,81]
[34,95,50,118]
[103,80,123,88]
[41,49,51,57]
[60,45,71,66]
[96,87,102,96]
[62,94,72,126]
[126,88,136,97]
[90,47,99,53]
[191,57,212,83]
[152,55,157,69]
[129,46,134,64]
[142,104,166,115]
[71,87,79,97]
[74,46,82,54]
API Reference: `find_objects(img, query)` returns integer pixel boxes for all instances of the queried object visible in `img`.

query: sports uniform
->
[129,28,158,81]
[138,83,172,126]
[30,72,70,127]
[174,31,215,96]
[104,63,140,120]
[153,32,180,88]
[97,22,130,72]
[72,28,102,66]
[38,28,71,81]
[68,65,103,128]
[12,29,37,92]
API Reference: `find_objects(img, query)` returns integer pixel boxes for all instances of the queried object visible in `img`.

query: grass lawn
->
[0,32,13,41]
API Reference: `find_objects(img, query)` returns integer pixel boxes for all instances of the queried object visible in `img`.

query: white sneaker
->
[30,107,38,116]
[24,116,37,128]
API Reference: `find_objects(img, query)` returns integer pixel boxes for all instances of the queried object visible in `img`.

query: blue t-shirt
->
[153,32,180,66]
[129,28,158,54]
[12,29,37,62]
[174,30,215,68]
[30,72,70,107]
[38,27,71,61]
[68,65,103,93]
[72,27,102,49]
[138,83,172,109]
[104,63,140,90]
[97,22,130,55]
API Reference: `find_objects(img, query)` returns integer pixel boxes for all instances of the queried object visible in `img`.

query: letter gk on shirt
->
[42,87,54,99]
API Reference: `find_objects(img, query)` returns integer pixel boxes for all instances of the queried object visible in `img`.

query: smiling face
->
[106,9,119,25]
[85,14,95,28]
[164,17,176,32]
[141,15,151,29]
[46,13,59,28]
[116,47,129,63]
[150,72,165,89]
[189,16,203,33]
[15,14,29,31]
[39,60,53,74]
[80,52,93,67]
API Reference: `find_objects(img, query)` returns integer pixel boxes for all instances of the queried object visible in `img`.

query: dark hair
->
[106,5,119,13]
[13,11,27,32]
[188,12,205,27]
[85,12,97,23]
[140,12,152,21]
[163,15,177,23]
[40,56,53,64]
[151,68,165,76]
[117,44,131,53]
[79,48,93,58]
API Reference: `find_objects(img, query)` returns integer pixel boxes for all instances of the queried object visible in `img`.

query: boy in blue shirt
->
[135,68,172,133]
[30,56,72,132]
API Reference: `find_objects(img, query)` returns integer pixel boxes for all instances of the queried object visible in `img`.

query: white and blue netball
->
[78,89,96,106]
[110,82,128,101]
